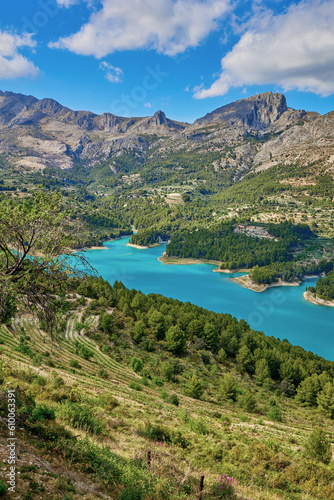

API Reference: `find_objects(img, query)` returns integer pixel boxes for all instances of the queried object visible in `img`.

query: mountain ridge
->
[0,89,332,174]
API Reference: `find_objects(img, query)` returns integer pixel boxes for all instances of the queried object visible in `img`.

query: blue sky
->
[1,0,334,122]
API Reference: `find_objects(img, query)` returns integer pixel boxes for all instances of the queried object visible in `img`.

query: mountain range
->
[1,90,333,181]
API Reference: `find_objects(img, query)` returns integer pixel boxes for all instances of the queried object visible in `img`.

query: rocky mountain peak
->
[152,110,167,125]
[33,97,67,115]
[194,91,290,130]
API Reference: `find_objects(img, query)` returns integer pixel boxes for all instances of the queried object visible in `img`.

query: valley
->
[0,89,334,500]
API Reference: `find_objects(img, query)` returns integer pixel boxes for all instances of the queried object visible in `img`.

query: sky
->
[1,0,334,123]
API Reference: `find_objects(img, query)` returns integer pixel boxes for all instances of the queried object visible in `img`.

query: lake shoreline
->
[127,242,161,250]
[231,274,300,293]
[303,290,334,307]
[158,253,221,266]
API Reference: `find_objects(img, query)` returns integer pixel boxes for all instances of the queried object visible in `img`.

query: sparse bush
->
[139,423,170,443]
[103,394,119,412]
[240,391,256,413]
[168,393,179,406]
[57,402,103,435]
[152,376,163,387]
[160,361,174,382]
[130,357,144,373]
[75,341,94,360]
[129,382,142,391]
[305,427,332,464]
[34,375,47,386]
[52,376,65,389]
[69,359,81,369]
[268,398,282,422]
[97,367,108,379]
[45,358,55,367]
[188,417,209,435]
[184,374,205,400]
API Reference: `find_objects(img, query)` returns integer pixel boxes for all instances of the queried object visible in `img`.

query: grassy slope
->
[0,294,334,500]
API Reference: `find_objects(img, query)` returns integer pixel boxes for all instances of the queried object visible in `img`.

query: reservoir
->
[83,237,334,361]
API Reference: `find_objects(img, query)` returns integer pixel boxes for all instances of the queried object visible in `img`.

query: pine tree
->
[317,382,334,419]
[220,374,237,401]
[254,358,270,385]
[305,427,332,464]
[184,375,205,399]
[166,325,186,354]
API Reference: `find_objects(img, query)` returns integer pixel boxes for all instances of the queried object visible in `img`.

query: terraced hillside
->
[0,281,334,500]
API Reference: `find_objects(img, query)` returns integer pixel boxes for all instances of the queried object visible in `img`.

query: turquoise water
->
[82,237,334,361]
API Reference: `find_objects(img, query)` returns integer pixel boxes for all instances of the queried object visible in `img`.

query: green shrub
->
[32,354,42,366]
[103,394,119,412]
[168,393,179,406]
[139,423,170,443]
[152,377,163,387]
[69,359,81,369]
[268,398,282,422]
[52,376,65,389]
[120,488,143,500]
[31,405,55,422]
[241,391,257,413]
[0,479,7,497]
[165,325,186,354]
[97,368,108,379]
[129,382,142,391]
[219,374,237,401]
[184,374,205,400]
[45,358,55,367]
[160,361,174,381]
[132,321,147,343]
[75,341,94,360]
[217,348,227,363]
[57,402,103,435]
[34,375,47,386]
[305,427,332,464]
[130,357,144,373]
[220,415,231,425]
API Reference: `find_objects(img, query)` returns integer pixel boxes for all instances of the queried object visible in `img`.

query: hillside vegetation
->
[1,276,334,499]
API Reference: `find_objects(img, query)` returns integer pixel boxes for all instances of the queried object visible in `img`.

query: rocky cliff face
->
[193,92,307,130]
[0,90,331,176]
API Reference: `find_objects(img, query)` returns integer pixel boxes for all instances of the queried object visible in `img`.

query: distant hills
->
[0,89,333,183]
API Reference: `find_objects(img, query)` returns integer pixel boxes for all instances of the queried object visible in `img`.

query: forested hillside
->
[1,274,334,499]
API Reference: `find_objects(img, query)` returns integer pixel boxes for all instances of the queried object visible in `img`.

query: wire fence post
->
[147,450,151,469]
[198,475,204,499]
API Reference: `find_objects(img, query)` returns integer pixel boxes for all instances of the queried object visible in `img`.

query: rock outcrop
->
[194,92,301,130]
[0,89,331,176]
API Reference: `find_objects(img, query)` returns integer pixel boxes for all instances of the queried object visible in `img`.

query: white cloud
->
[49,0,231,57]
[0,31,39,79]
[144,102,152,108]
[99,61,124,82]
[195,0,334,98]
[56,0,80,7]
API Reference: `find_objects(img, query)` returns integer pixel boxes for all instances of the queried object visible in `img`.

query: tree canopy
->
[0,192,89,337]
